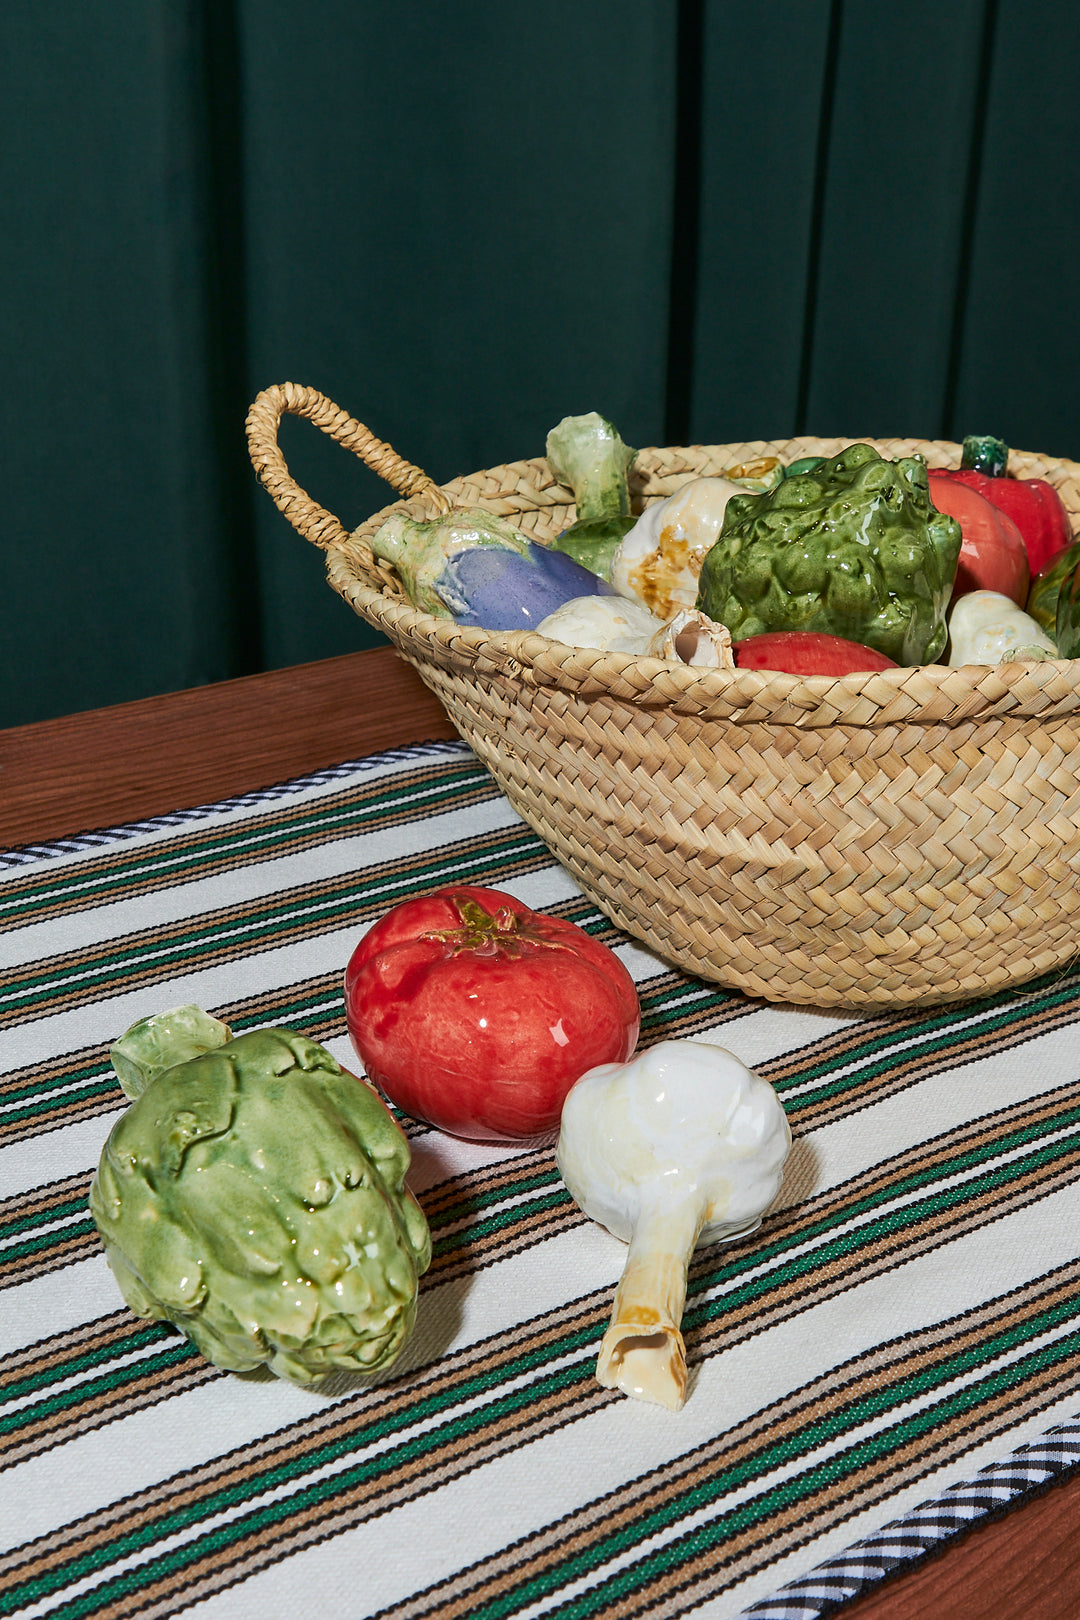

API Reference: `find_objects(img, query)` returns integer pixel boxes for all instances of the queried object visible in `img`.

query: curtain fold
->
[3,0,1077,728]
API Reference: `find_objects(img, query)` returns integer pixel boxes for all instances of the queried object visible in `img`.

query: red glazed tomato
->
[927,470,1029,605]
[344,885,640,1144]
[733,631,899,675]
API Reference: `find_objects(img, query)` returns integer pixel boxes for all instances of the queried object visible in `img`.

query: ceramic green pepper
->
[696,443,962,664]
[90,1007,431,1386]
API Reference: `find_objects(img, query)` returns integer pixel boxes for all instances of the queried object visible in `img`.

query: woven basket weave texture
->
[247,384,1080,1010]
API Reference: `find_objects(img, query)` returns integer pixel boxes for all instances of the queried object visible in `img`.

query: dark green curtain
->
[4,1,1079,728]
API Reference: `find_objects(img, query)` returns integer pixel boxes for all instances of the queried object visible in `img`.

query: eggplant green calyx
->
[696,442,961,665]
[372,507,530,620]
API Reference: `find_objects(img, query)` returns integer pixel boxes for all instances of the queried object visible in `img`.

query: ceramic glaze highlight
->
[90,1011,430,1386]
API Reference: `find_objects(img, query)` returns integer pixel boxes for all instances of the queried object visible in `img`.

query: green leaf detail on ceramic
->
[696,442,962,665]
[371,507,530,619]
[546,411,638,580]
[90,1021,430,1386]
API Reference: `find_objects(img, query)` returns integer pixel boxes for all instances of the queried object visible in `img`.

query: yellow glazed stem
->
[595,1201,705,1411]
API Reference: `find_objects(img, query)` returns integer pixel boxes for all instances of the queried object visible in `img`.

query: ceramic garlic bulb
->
[537,598,735,668]
[611,461,782,620]
[557,1039,790,1411]
[947,590,1058,665]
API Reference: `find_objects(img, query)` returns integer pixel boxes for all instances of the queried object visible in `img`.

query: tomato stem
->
[420,894,570,960]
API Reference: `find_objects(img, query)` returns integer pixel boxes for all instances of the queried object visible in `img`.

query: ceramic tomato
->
[733,631,898,675]
[928,470,1029,605]
[344,885,640,1144]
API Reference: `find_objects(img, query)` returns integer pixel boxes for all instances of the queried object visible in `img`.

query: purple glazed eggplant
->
[371,507,617,630]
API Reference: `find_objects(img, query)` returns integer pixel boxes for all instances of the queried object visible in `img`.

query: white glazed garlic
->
[536,597,734,668]
[947,590,1058,666]
[611,460,781,620]
[646,607,734,667]
[535,594,666,652]
[556,1039,791,1411]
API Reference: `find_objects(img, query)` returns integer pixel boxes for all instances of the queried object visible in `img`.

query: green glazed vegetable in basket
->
[696,442,962,663]
[245,385,1080,1012]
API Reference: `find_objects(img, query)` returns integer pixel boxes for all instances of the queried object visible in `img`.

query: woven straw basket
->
[247,382,1080,1011]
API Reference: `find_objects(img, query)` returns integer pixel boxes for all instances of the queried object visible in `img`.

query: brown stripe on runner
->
[0,761,500,934]
[357,1262,1080,1620]
[579,1350,1080,1620]
[0,826,555,1032]
[7,1057,1079,1305]
[6,1054,1079,1317]
[8,1120,1076,1471]
[13,1253,1079,1620]
[2,1354,219,1471]
[0,1287,611,1583]
[6,1104,1079,1588]
[0,958,743,1151]
[763,976,1080,1130]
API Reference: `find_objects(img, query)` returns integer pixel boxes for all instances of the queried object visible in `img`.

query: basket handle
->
[245,382,452,552]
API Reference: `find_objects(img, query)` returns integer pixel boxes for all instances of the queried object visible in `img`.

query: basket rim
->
[328,434,1080,729]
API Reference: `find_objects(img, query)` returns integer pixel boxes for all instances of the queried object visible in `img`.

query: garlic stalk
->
[556,1040,790,1410]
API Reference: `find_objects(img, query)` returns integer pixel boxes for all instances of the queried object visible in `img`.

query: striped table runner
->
[2,739,1079,1620]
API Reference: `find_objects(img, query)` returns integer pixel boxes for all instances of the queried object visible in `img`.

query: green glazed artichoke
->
[90,1007,431,1386]
[696,443,962,664]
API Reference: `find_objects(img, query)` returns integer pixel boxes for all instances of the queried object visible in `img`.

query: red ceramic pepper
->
[937,434,1073,577]
[927,470,1029,606]
[344,885,640,1144]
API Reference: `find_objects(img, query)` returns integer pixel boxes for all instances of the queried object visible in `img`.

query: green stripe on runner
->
[0,1336,602,1616]
[9,1269,1080,1620]
[6,1106,1079,1565]
[6,1089,1079,1320]
[0,1334,194,1429]
[0,827,555,1020]
[0,759,492,928]
[508,1313,1080,1620]
[776,974,1080,1121]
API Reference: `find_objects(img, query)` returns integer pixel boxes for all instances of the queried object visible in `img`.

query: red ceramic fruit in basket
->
[937,433,1074,577]
[344,885,640,1144]
[733,631,899,676]
[928,470,1029,606]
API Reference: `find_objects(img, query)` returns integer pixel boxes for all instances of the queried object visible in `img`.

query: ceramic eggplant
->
[371,506,618,630]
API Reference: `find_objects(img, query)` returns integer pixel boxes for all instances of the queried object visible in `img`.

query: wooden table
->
[2,644,1078,1619]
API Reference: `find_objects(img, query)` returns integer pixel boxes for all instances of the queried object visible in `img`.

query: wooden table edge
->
[0,646,459,849]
